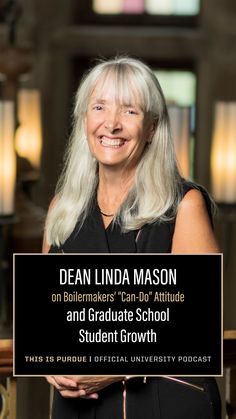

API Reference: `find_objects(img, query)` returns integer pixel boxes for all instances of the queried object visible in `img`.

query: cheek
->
[86,115,103,135]
[126,121,143,136]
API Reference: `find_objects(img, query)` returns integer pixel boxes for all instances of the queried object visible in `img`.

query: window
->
[73,0,200,26]
[146,0,200,15]
[154,70,196,106]
[93,0,144,14]
[154,68,197,178]
[93,0,200,15]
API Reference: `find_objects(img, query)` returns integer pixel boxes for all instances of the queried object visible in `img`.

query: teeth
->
[100,137,126,147]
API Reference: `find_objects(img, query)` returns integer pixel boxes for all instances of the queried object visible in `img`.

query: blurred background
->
[0,0,236,417]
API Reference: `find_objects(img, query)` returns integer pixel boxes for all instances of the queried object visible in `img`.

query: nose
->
[104,110,122,132]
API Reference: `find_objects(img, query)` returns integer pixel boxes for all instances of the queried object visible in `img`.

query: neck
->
[97,165,135,213]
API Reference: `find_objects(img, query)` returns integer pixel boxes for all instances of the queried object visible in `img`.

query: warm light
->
[211,102,236,203]
[168,106,190,178]
[15,89,42,169]
[0,101,16,215]
[93,0,123,14]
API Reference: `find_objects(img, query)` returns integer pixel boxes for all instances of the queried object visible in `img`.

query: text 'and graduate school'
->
[13,253,222,376]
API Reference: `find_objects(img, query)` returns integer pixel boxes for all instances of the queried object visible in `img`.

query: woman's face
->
[85,77,153,171]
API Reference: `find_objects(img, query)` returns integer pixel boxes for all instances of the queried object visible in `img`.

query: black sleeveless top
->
[50,181,212,255]
[50,181,221,419]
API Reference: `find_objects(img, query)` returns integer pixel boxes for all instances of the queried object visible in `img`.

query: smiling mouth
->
[99,136,127,148]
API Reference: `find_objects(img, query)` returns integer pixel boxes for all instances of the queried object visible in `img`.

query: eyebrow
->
[90,98,106,104]
[90,98,140,108]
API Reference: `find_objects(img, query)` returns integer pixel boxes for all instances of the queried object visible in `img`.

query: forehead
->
[89,71,142,106]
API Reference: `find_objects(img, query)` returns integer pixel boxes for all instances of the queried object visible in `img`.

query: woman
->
[43,56,221,418]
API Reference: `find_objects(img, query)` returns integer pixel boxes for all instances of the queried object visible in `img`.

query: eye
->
[126,109,138,115]
[93,105,104,111]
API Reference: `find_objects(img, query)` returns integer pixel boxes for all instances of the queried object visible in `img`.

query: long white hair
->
[46,56,182,246]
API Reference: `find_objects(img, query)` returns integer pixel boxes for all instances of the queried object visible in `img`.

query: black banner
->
[14,254,222,376]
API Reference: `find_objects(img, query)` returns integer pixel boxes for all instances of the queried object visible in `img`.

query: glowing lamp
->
[15,89,42,170]
[0,101,16,216]
[211,102,236,203]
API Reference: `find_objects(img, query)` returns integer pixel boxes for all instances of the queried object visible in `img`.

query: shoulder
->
[179,187,210,214]
[181,180,212,202]
[180,180,214,222]
[42,195,59,253]
[48,194,59,211]
[177,186,213,232]
[171,182,219,253]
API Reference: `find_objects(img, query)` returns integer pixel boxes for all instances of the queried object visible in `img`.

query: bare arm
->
[171,189,220,253]
[42,231,50,253]
[42,196,58,253]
